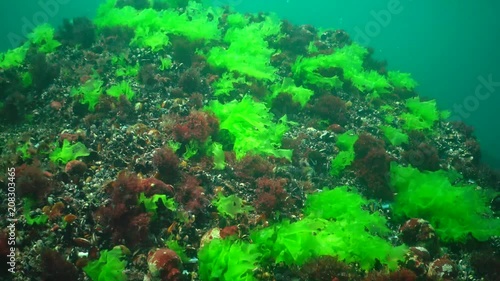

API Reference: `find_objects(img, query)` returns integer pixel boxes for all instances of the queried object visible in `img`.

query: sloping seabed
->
[0,0,499,280]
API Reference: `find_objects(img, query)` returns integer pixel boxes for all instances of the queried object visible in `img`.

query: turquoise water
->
[1,2,499,280]
[1,0,499,168]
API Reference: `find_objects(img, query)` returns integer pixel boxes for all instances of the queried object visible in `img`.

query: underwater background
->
[1,1,500,280]
[1,0,499,168]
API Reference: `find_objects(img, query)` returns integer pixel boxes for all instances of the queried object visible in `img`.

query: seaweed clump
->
[0,1,498,280]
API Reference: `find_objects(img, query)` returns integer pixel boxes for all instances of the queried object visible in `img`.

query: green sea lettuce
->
[206,95,292,160]
[390,163,500,242]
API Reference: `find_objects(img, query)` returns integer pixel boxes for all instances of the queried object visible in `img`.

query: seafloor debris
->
[0,0,499,280]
